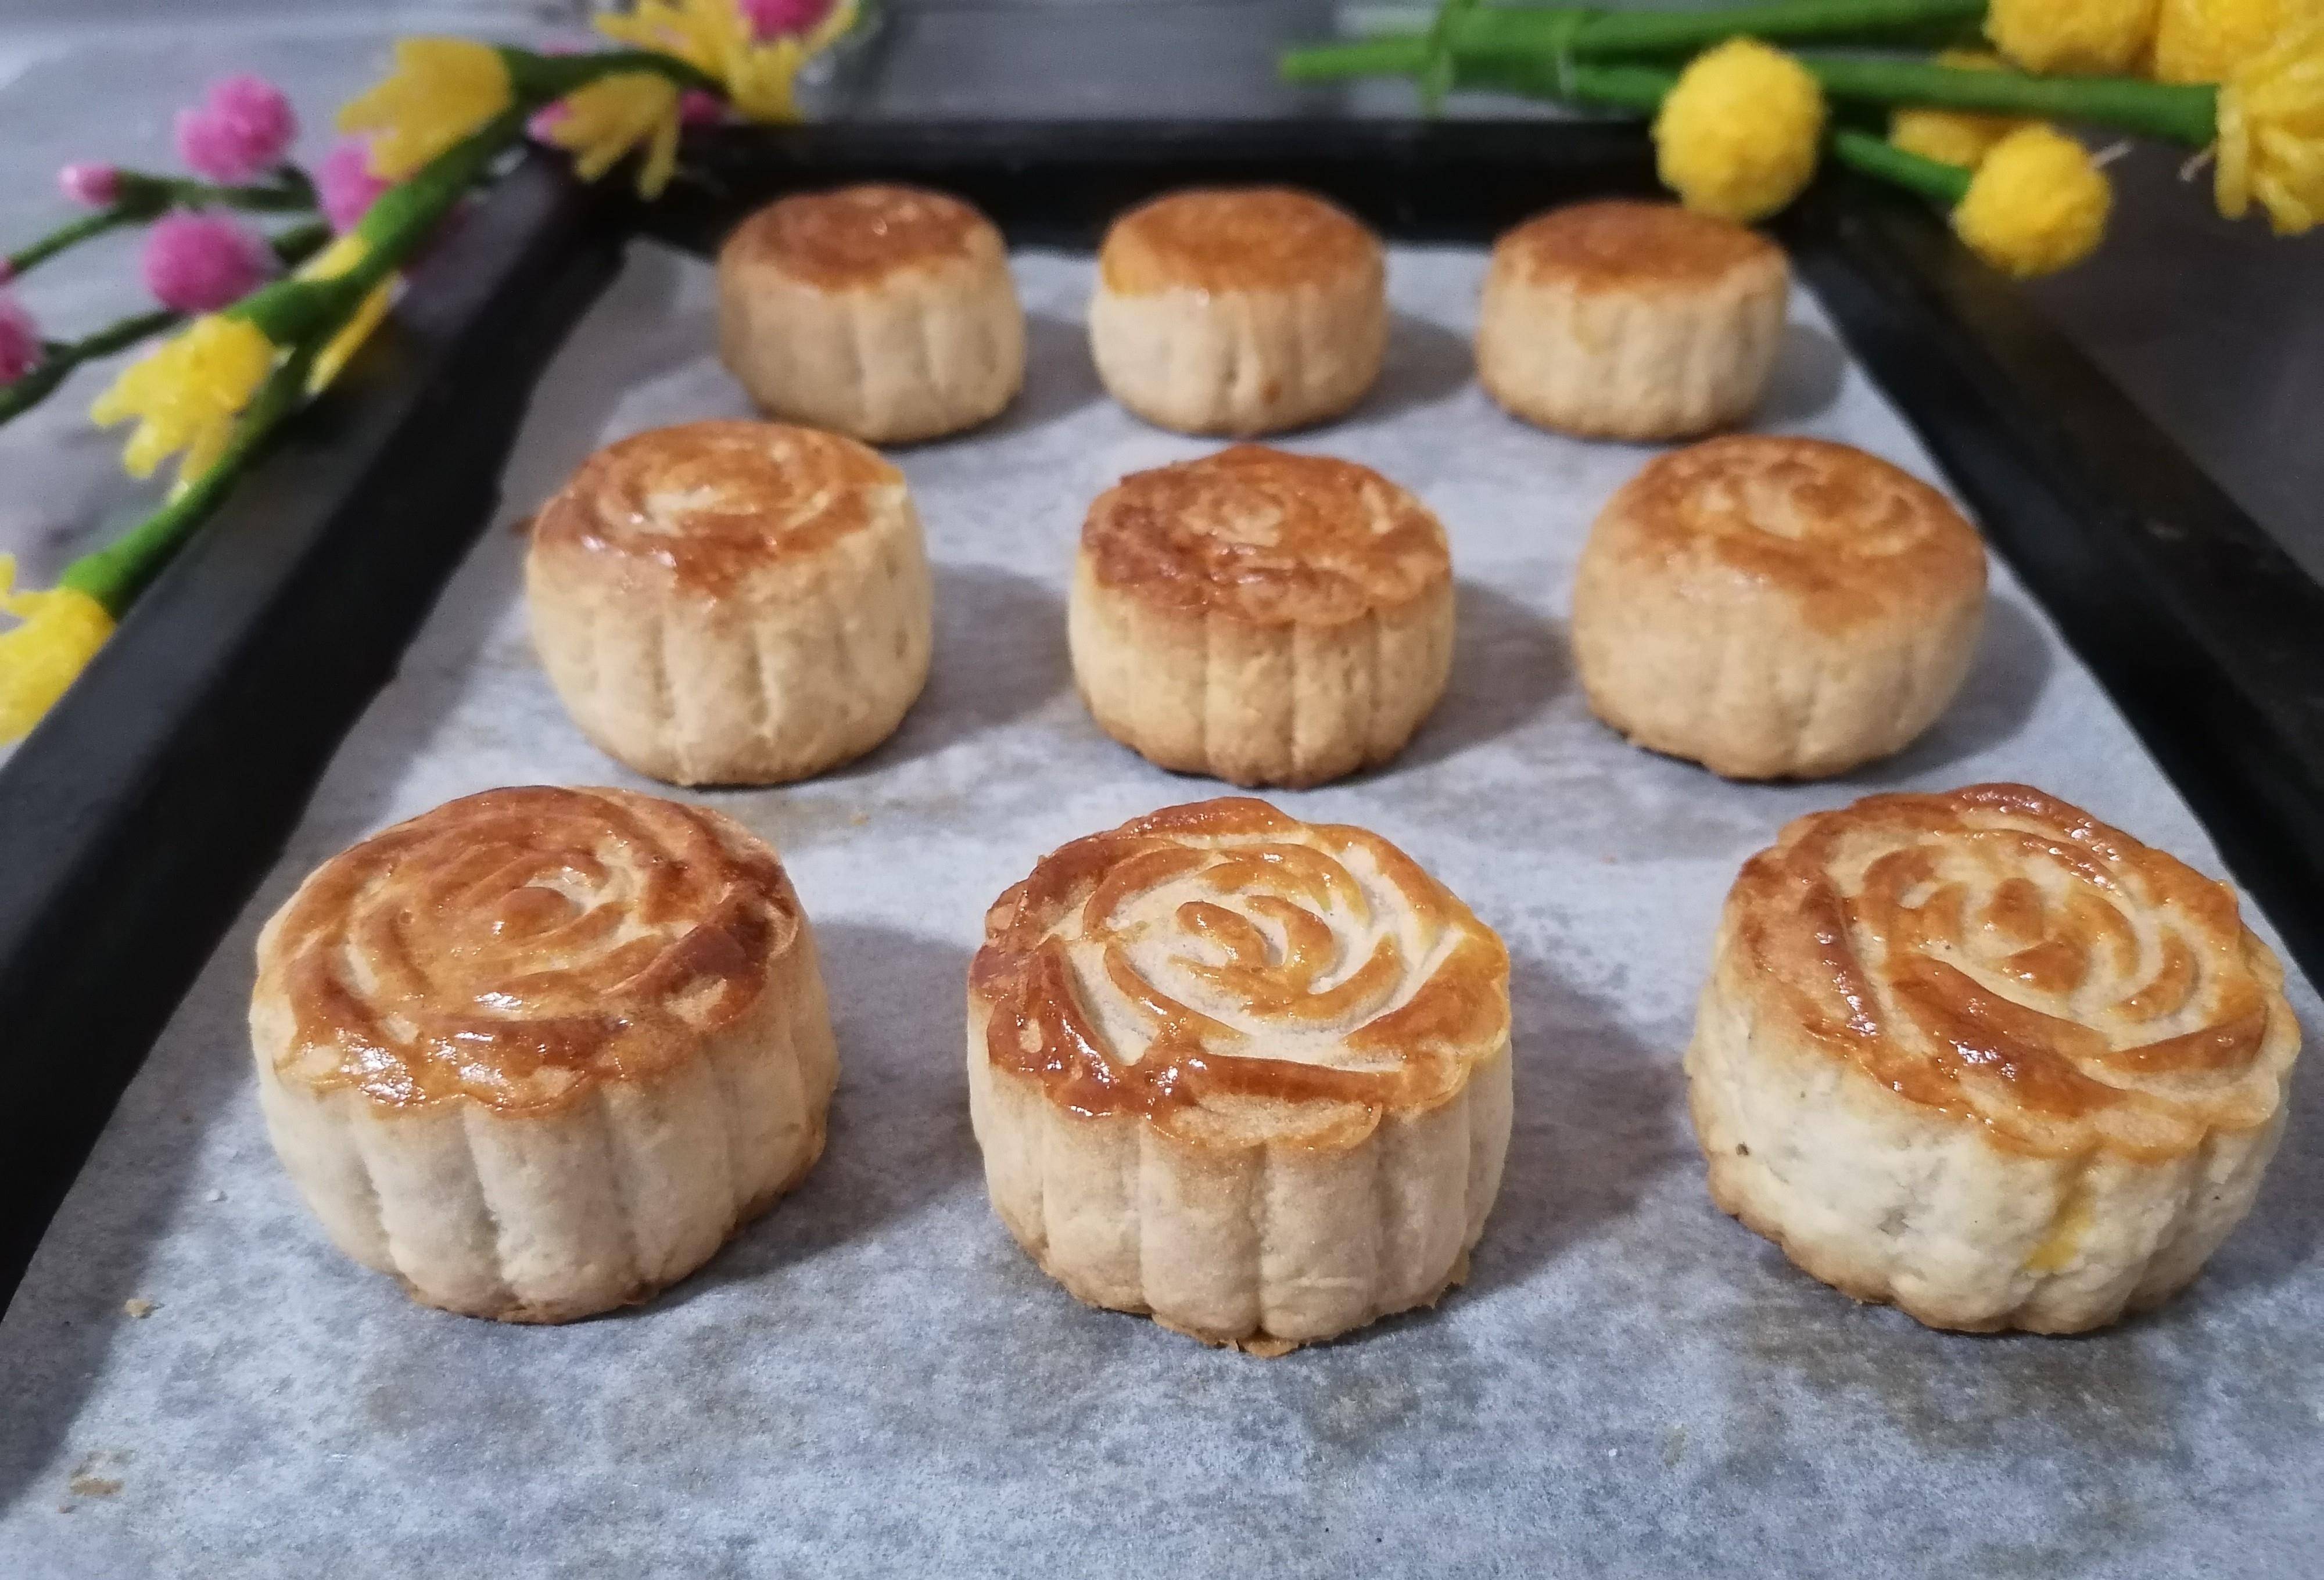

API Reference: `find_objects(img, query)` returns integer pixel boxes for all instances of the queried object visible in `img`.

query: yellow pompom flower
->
[1952,124,2114,276]
[89,315,278,483]
[1891,51,2033,167]
[338,38,514,180]
[1652,37,1827,222]
[0,556,115,746]
[296,236,400,393]
[2215,19,2324,231]
[2154,0,2319,84]
[597,0,859,125]
[1988,0,2160,75]
[544,72,685,197]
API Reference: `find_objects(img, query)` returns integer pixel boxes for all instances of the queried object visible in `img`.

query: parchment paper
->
[3,244,2316,1579]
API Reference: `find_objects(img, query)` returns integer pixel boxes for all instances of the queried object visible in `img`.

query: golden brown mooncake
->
[1089,187,1387,435]
[718,183,1024,443]
[966,798,1514,1354]
[252,786,838,1322]
[1478,199,1789,440]
[526,419,933,786]
[1688,782,2302,1333]
[1068,444,1454,788]
[1571,435,1987,779]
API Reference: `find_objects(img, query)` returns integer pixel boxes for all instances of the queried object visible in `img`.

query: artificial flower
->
[542,72,685,197]
[338,38,515,181]
[597,0,858,124]
[1890,51,2032,168]
[175,73,299,184]
[1987,0,2160,76]
[141,212,277,313]
[1651,37,1826,222]
[2215,19,2324,231]
[57,161,120,207]
[89,314,277,482]
[315,137,392,233]
[0,555,115,746]
[296,235,399,392]
[0,293,38,384]
[725,0,858,121]
[596,0,755,88]
[2155,0,2321,82]
[1952,124,2115,275]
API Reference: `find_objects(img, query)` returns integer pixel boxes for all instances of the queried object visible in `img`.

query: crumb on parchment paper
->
[67,1450,128,1500]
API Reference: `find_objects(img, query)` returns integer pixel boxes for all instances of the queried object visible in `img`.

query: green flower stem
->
[233,44,711,349]
[5,207,139,278]
[1293,36,1987,225]
[58,112,532,614]
[1281,21,2221,147]
[0,220,331,429]
[0,310,178,425]
[60,346,317,614]
[1801,56,2218,145]
[501,45,724,102]
[229,107,529,348]
[1460,55,1986,212]
[266,218,333,269]
[1562,61,1677,113]
[1418,0,1483,111]
[1354,39,1677,109]
[1281,0,1985,85]
[343,109,524,286]
[46,46,722,624]
[137,167,320,214]
[1831,125,1973,203]
[1506,0,1985,53]
[4,168,318,281]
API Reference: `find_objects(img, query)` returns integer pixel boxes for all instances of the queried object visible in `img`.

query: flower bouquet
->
[0,0,860,746]
[1284,0,2322,269]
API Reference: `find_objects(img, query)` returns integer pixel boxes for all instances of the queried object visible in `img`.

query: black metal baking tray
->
[2,120,2319,1315]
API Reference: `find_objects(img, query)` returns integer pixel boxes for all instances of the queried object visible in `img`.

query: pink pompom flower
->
[315,137,391,233]
[175,74,297,184]
[141,212,275,313]
[59,161,122,207]
[0,293,41,383]
[738,0,835,39]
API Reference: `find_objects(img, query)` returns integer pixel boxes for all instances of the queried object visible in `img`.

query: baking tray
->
[1,122,2319,1574]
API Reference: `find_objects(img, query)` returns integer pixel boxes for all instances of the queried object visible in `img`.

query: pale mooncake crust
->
[1089,187,1387,436]
[1571,435,1988,779]
[966,797,1514,1353]
[526,419,933,787]
[252,786,840,1323]
[1688,782,2300,1334]
[1068,445,1455,788]
[1477,200,1789,441]
[718,184,1025,443]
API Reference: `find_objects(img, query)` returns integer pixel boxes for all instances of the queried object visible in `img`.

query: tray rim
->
[1,117,2318,1318]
